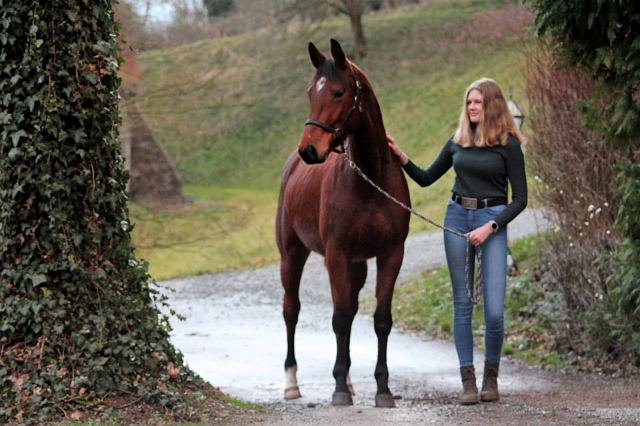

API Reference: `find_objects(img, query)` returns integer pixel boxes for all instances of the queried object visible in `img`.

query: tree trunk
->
[343,0,367,58]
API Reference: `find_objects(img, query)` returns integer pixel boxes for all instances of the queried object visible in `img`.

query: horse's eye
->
[333,91,344,99]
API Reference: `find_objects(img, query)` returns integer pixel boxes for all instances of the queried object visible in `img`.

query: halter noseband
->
[304,63,362,154]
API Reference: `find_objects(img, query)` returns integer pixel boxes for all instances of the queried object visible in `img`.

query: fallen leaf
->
[70,411,85,420]
[167,362,180,379]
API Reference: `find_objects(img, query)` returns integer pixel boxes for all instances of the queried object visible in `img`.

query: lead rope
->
[342,153,484,304]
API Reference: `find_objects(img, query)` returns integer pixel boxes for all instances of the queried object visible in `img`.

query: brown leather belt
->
[451,194,507,210]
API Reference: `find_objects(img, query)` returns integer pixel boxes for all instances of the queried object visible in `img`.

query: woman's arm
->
[387,132,454,187]
[493,137,528,228]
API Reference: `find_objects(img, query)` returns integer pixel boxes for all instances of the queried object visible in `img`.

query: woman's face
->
[467,89,483,124]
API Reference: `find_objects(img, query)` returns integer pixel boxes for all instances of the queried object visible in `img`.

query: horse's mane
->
[311,59,348,87]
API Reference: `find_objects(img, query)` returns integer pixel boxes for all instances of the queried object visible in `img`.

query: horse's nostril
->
[306,145,317,160]
[299,144,318,164]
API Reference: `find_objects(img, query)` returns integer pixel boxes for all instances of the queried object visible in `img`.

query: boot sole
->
[480,395,499,402]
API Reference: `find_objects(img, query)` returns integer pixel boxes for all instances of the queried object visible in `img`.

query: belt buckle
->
[461,197,477,210]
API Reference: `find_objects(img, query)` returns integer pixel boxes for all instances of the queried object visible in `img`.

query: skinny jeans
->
[443,199,508,367]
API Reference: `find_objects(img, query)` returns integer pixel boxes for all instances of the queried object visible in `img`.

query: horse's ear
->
[330,39,347,69]
[308,42,326,69]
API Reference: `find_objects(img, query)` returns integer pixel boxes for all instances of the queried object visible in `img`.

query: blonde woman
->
[387,78,527,405]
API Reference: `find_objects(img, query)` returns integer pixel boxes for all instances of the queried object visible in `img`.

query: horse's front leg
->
[326,250,357,406]
[373,246,404,408]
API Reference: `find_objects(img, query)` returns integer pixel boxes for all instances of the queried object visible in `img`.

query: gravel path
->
[160,208,640,425]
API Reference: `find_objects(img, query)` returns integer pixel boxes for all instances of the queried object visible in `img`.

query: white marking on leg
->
[284,365,301,399]
[285,365,298,389]
[315,76,327,93]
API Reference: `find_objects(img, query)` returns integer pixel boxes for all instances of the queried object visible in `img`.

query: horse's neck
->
[349,101,391,182]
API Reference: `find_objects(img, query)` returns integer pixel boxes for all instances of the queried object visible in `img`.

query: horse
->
[275,39,411,408]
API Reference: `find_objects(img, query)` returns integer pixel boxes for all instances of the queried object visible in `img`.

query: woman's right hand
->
[386,131,408,165]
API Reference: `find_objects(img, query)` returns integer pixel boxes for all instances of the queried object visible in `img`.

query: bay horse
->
[275,39,411,408]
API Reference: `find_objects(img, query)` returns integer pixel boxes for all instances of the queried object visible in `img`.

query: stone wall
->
[120,107,183,207]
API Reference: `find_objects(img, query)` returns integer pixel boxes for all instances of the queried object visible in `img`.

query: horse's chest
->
[330,202,398,253]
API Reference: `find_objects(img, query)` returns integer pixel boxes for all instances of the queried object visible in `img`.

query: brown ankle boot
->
[459,365,479,405]
[480,361,500,402]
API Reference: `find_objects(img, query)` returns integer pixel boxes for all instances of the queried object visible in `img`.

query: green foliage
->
[0,0,189,421]
[203,0,235,17]
[609,163,640,356]
[528,0,640,140]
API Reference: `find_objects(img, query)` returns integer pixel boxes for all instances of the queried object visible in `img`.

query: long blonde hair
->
[453,78,523,147]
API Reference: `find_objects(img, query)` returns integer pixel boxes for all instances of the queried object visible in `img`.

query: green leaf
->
[8,147,21,159]
[11,181,23,197]
[28,275,47,287]
[35,39,43,48]
[10,129,27,146]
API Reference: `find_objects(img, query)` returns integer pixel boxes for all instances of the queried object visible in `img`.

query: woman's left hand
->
[465,223,493,246]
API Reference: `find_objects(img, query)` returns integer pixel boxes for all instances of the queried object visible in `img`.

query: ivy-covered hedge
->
[0,0,187,421]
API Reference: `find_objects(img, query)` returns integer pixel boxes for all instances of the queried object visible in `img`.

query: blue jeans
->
[443,199,508,368]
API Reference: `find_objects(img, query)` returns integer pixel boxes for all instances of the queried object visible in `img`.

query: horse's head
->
[299,39,362,164]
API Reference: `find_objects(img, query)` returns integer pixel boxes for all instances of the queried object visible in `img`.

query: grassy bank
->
[130,185,280,280]
[130,0,533,280]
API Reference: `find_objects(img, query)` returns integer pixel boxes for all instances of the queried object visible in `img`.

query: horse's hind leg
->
[280,242,310,400]
[373,247,404,408]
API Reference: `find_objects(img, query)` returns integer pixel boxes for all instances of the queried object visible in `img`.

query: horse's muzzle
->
[299,144,323,164]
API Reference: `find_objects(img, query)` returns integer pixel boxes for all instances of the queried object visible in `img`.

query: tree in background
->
[340,0,368,57]
[203,0,235,17]
[0,0,188,421]
[278,0,369,57]
[525,0,640,372]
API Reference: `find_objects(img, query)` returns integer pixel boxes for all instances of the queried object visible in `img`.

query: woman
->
[387,78,527,405]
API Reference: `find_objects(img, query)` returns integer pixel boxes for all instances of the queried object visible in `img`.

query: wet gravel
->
[160,208,640,425]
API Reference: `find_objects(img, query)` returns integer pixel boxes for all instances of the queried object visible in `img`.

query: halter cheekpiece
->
[304,63,362,154]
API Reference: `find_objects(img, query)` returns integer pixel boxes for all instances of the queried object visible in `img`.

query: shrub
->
[524,48,638,372]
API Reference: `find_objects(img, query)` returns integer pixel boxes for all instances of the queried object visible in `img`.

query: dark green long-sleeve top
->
[402,134,528,229]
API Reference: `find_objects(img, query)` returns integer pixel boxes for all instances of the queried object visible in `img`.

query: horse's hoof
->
[332,391,353,406]
[375,393,396,408]
[284,386,301,400]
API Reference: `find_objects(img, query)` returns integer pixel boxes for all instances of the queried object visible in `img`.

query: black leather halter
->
[304,63,362,154]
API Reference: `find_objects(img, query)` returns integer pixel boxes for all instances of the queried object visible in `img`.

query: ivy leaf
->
[8,147,21,159]
[28,275,47,287]
[11,181,23,197]
[10,129,27,146]
[71,129,87,143]
[0,111,11,124]
[27,96,36,112]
